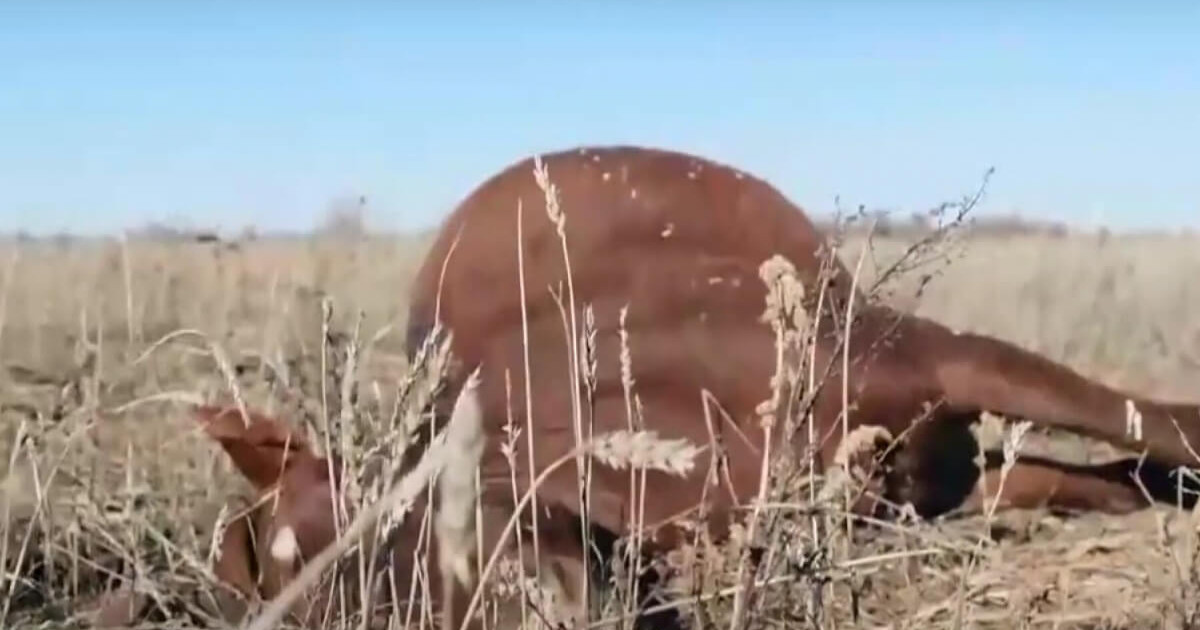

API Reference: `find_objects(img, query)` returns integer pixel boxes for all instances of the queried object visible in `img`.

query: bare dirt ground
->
[2,227,1199,629]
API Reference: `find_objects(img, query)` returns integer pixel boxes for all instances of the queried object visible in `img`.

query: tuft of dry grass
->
[1,221,1199,629]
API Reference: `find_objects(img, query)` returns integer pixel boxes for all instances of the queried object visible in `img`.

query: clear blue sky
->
[2,2,1198,236]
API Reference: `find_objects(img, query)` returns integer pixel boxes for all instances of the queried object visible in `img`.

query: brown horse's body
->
[178,145,1200,629]
[404,145,1200,627]
[407,145,1200,517]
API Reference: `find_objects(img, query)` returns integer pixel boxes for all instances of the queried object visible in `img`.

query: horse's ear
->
[193,405,316,489]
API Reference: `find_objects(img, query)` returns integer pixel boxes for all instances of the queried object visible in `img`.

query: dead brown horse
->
[401,145,1200,628]
[164,146,1200,629]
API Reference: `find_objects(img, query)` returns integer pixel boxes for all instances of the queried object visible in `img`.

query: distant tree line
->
[816,210,1074,239]
[6,201,1150,245]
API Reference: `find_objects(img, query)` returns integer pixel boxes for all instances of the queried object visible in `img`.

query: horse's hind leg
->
[961,452,1200,515]
[931,327,1200,469]
[866,407,1199,520]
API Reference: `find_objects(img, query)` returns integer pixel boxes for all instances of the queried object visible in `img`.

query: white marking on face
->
[661,223,674,237]
[270,525,299,563]
[630,188,638,199]
[602,171,611,182]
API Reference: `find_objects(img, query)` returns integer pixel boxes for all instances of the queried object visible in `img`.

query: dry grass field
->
[2,223,1200,629]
